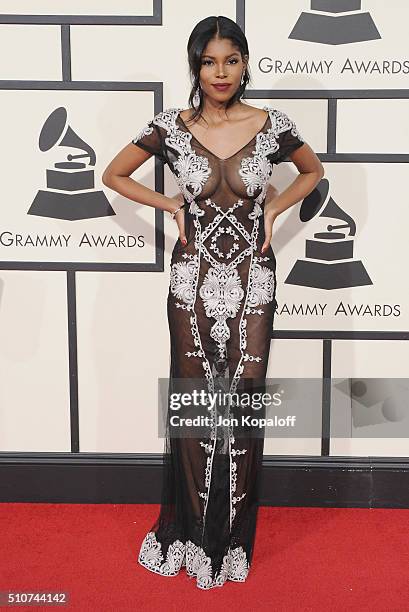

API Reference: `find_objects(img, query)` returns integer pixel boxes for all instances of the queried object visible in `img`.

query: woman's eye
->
[201,58,239,65]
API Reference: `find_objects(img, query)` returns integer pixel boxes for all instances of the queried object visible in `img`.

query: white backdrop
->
[0,0,408,457]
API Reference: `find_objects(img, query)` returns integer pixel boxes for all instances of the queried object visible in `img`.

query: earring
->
[241,72,245,86]
[193,85,201,107]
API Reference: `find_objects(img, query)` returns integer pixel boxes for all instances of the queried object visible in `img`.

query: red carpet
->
[1,504,409,611]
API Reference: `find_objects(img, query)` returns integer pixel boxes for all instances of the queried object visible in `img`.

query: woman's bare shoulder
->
[241,103,269,120]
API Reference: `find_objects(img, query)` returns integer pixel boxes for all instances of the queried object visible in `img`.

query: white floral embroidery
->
[147,107,212,204]
[248,201,263,220]
[138,531,250,590]
[231,447,247,456]
[268,106,304,142]
[210,225,240,260]
[239,105,304,208]
[169,257,198,307]
[239,154,272,199]
[200,441,213,453]
[173,151,211,203]
[199,266,244,351]
[247,263,276,307]
[132,122,154,143]
[138,531,185,576]
[189,200,205,216]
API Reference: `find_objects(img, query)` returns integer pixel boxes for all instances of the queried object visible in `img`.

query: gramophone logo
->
[285,178,372,290]
[29,107,113,221]
[289,0,381,45]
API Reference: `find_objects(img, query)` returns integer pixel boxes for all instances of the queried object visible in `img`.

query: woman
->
[102,15,324,590]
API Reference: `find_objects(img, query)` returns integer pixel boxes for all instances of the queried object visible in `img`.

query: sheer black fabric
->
[132,106,304,589]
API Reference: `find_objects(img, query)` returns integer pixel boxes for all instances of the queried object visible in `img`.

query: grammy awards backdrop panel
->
[245,0,409,456]
[270,162,408,332]
[0,1,154,15]
[0,1,408,459]
[264,337,324,456]
[1,92,158,264]
[0,271,71,451]
[331,340,409,456]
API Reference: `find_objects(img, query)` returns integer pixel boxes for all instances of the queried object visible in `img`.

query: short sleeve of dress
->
[131,114,167,163]
[272,110,305,164]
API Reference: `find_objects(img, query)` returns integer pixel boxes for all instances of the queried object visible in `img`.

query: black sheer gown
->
[131,106,304,589]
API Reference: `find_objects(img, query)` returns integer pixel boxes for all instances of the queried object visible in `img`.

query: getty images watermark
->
[168,386,296,430]
[157,377,409,439]
[157,377,322,439]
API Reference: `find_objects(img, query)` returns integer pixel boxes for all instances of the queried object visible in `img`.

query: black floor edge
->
[1,454,409,507]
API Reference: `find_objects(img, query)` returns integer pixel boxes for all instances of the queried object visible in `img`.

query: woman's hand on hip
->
[261,207,278,254]
[171,192,187,245]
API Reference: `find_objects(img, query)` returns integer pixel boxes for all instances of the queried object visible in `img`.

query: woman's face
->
[199,36,247,103]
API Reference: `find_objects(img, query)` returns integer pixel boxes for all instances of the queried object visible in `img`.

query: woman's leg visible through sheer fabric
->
[138,281,275,588]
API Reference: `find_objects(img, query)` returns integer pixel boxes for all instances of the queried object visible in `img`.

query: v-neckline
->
[177,109,270,162]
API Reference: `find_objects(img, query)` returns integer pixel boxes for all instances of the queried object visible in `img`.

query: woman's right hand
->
[170,193,187,246]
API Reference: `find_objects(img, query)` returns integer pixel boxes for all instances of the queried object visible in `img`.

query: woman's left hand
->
[261,207,278,254]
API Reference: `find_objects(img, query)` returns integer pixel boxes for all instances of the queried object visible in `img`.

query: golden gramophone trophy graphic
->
[289,0,381,45]
[29,107,113,220]
[285,178,372,290]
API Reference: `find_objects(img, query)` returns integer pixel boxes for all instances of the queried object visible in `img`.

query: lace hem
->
[137,530,250,590]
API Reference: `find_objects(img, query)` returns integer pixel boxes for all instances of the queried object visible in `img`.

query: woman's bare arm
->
[102,143,187,243]
[261,143,324,253]
[101,143,180,215]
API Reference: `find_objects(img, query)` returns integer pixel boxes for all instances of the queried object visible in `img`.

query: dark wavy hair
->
[186,15,251,125]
